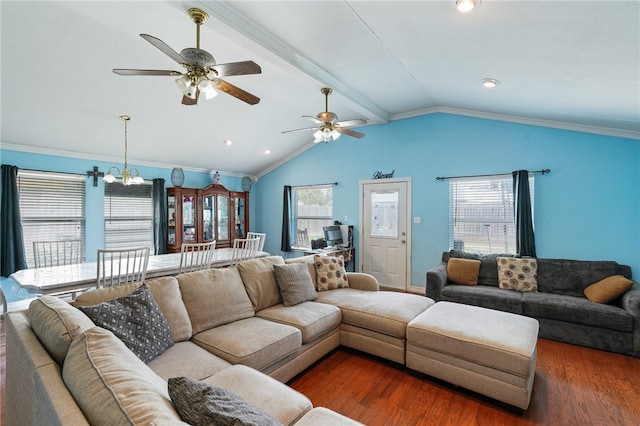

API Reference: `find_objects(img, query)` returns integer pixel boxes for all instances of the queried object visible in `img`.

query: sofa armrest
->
[346,273,379,291]
[621,282,640,356]
[426,262,448,302]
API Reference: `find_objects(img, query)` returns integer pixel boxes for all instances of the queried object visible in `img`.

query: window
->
[104,182,154,250]
[291,185,333,249]
[18,170,86,268]
[449,174,534,254]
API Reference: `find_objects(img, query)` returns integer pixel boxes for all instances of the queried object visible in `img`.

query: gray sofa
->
[6,255,433,425]
[426,250,640,357]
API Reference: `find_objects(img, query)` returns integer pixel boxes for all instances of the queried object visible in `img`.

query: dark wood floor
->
[2,316,639,425]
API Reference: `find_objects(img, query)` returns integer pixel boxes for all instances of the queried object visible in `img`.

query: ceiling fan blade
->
[302,115,323,124]
[140,34,185,65]
[338,127,365,139]
[336,118,367,128]
[181,89,200,106]
[210,60,261,77]
[113,69,181,76]
[281,127,318,134]
[213,79,260,105]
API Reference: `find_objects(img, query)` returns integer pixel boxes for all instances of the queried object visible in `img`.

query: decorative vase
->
[171,168,184,187]
[212,171,222,185]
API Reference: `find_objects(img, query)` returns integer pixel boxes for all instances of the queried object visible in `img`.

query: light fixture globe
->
[456,0,481,13]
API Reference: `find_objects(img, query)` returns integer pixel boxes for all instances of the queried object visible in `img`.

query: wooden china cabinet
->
[167,184,249,252]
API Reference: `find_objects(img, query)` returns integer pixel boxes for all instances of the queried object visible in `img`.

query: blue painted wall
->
[254,113,640,285]
[0,149,250,264]
[2,112,639,289]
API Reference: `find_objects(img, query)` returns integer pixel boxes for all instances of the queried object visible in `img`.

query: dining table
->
[9,248,270,297]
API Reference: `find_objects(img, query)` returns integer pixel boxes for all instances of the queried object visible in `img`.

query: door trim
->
[358,177,412,291]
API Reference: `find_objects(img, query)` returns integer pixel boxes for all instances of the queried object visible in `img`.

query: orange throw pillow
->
[584,275,633,304]
[447,258,481,285]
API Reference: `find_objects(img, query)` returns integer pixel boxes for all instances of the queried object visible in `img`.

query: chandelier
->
[103,115,144,185]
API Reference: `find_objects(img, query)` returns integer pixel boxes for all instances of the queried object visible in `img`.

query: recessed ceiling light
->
[264,149,271,155]
[223,140,232,146]
[482,78,499,88]
[456,0,481,13]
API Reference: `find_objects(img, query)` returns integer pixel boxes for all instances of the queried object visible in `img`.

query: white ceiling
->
[2,1,639,178]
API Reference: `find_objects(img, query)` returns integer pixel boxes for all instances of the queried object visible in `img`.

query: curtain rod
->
[435,169,550,181]
[289,182,338,188]
[2,165,84,177]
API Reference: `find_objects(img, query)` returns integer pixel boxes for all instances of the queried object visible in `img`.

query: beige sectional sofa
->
[5,255,433,425]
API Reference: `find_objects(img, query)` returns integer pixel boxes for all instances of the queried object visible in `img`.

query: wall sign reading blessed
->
[372,170,395,179]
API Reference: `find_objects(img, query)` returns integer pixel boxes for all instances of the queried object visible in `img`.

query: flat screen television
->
[323,225,343,248]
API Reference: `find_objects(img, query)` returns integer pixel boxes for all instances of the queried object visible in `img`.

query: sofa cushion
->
[536,258,627,297]
[257,301,341,343]
[315,289,433,338]
[237,256,285,311]
[148,341,232,382]
[62,327,184,425]
[77,283,174,363]
[522,292,633,332]
[192,317,301,371]
[314,255,349,291]
[497,257,538,292]
[28,296,94,366]
[440,284,524,314]
[285,255,318,288]
[274,263,318,306]
[74,276,193,342]
[205,364,312,425]
[168,376,279,426]
[583,275,634,304]
[178,268,255,334]
[447,258,481,285]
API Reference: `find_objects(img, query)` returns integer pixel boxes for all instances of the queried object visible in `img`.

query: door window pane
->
[370,190,398,238]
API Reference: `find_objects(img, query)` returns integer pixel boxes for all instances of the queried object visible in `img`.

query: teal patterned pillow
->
[78,283,174,363]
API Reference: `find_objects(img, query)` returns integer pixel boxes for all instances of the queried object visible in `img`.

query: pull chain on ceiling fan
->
[113,8,261,106]
[282,88,366,143]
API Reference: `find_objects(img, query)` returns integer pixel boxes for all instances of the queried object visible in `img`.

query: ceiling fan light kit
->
[282,87,366,143]
[113,8,261,106]
[103,115,144,186]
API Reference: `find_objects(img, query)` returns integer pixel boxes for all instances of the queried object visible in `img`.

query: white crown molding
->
[391,106,640,140]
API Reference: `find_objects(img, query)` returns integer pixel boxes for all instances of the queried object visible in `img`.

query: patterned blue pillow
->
[78,283,174,363]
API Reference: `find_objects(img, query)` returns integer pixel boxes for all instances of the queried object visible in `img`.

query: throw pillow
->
[77,283,174,363]
[584,275,634,304]
[168,376,280,426]
[447,258,481,285]
[273,263,318,306]
[314,255,349,292]
[497,257,538,292]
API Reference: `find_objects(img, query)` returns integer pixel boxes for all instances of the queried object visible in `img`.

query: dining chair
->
[296,228,310,248]
[96,246,150,288]
[246,232,266,252]
[33,239,82,268]
[179,241,216,274]
[230,237,260,266]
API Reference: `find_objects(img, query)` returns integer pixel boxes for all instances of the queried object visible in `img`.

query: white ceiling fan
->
[282,88,366,143]
[113,8,261,106]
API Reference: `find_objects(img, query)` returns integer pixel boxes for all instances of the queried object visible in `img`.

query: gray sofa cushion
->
[537,258,630,297]
[257,301,341,343]
[440,285,523,314]
[522,292,633,332]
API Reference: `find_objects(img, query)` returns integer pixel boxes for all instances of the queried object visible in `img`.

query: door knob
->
[401,240,406,244]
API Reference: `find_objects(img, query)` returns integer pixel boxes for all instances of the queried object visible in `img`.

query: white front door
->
[360,178,411,291]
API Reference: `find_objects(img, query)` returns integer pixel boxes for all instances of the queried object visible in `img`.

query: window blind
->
[104,182,154,250]
[18,170,86,268]
[449,174,534,254]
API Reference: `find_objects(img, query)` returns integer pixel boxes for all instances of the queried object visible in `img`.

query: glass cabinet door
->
[202,195,214,242]
[217,194,229,241]
[182,195,196,242]
[168,194,176,245]
[235,196,245,238]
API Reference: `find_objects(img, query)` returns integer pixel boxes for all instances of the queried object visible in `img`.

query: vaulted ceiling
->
[2,1,638,178]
